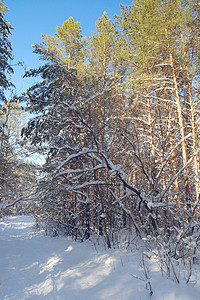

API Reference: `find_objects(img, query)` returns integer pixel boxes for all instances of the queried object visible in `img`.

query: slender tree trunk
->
[158,101,167,191]
[146,93,156,193]
[166,98,181,204]
[67,33,72,70]
[166,35,190,202]
[120,89,126,169]
[181,33,199,200]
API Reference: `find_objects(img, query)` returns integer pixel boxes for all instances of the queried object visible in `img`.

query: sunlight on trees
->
[1,0,200,283]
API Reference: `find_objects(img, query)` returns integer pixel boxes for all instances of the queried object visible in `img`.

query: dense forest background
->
[0,0,200,276]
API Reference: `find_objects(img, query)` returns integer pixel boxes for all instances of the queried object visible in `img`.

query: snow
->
[1,216,200,300]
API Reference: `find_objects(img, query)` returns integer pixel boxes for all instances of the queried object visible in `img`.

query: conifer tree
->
[118,0,199,202]
[41,16,87,72]
[89,12,116,125]
[0,0,13,98]
[0,0,14,202]
[22,0,200,253]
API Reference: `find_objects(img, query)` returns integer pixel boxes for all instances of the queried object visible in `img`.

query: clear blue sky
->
[4,0,133,96]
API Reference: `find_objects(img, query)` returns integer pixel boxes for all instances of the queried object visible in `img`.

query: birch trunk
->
[181,33,199,200]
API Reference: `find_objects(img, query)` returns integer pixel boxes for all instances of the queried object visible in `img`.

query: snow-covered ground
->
[1,216,200,300]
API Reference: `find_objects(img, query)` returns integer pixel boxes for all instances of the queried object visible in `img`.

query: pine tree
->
[89,12,117,125]
[118,0,199,202]
[0,0,14,202]
[22,1,200,254]
[41,16,87,72]
[0,0,13,98]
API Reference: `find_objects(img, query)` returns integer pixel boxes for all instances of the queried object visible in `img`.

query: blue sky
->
[4,0,132,96]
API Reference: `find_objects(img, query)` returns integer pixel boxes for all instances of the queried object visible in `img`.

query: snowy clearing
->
[0,216,200,300]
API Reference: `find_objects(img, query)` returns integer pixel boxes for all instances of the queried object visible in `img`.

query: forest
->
[0,0,200,282]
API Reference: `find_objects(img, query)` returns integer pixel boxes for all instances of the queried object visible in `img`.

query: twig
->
[186,260,192,284]
[142,253,153,296]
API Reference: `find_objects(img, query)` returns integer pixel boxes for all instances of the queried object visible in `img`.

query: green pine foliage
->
[0,1,13,96]
[18,0,200,262]
[41,17,87,72]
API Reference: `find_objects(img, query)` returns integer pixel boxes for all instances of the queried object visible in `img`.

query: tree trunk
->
[181,33,199,200]
[166,35,190,203]
[166,98,181,204]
